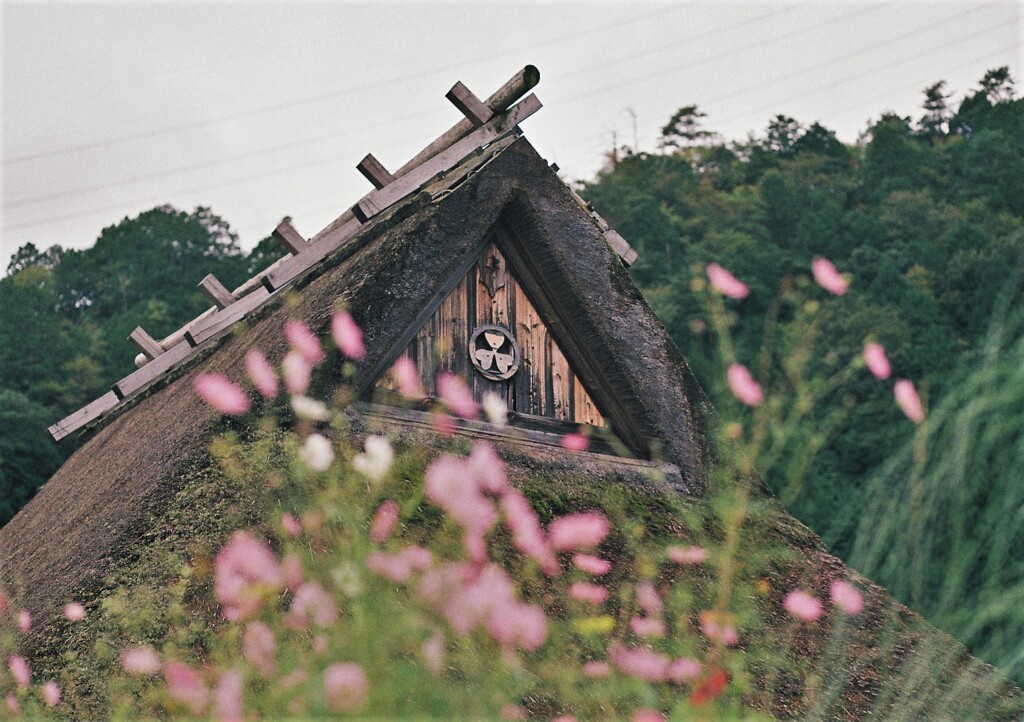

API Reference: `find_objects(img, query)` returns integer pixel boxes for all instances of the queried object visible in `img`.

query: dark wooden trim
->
[129,327,163,360]
[198,273,235,310]
[273,218,307,255]
[446,81,491,127]
[48,391,119,441]
[356,153,396,190]
[492,224,650,459]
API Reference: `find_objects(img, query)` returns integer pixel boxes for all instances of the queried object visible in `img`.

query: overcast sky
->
[1,1,1020,265]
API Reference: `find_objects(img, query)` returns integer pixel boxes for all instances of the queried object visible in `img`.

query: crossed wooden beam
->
[48,65,635,442]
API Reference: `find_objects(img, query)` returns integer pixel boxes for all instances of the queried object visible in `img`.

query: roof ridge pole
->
[395,65,539,177]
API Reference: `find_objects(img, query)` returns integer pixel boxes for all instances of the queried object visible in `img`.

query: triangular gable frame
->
[357,204,649,459]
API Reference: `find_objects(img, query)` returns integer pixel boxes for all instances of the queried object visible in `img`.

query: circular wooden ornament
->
[468,324,520,381]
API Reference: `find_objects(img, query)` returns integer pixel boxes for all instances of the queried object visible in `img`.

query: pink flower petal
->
[243,622,277,678]
[608,642,670,682]
[631,709,666,722]
[830,579,864,616]
[120,646,161,676]
[569,582,608,605]
[561,432,589,452]
[392,356,424,398]
[7,655,29,688]
[285,320,324,365]
[573,553,611,576]
[668,657,702,683]
[332,311,365,361]
[282,351,312,395]
[727,363,764,406]
[706,262,750,299]
[41,681,60,707]
[783,589,823,622]
[437,372,478,418]
[63,602,86,622]
[549,512,610,551]
[371,500,400,544]
[281,512,302,537]
[323,663,368,713]
[583,661,611,678]
[863,343,891,380]
[894,379,925,424]
[666,545,709,565]
[194,373,251,415]
[17,610,30,633]
[245,349,279,398]
[811,256,849,295]
[214,670,244,722]
[630,616,666,638]
[163,661,209,716]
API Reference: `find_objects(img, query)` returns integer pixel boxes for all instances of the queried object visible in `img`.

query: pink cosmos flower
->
[41,681,60,707]
[706,262,750,299]
[120,646,161,676]
[784,589,823,622]
[486,600,548,651]
[245,349,279,398]
[630,616,666,638]
[8,655,29,688]
[17,610,30,633]
[332,311,366,361]
[214,532,283,621]
[468,442,508,494]
[894,379,925,423]
[163,661,209,716]
[287,582,338,629]
[668,657,702,683]
[299,433,334,472]
[282,351,312,395]
[243,622,277,678]
[727,363,764,407]
[699,612,739,646]
[811,256,849,295]
[285,320,324,365]
[635,582,664,617]
[422,633,445,675]
[583,660,611,678]
[573,553,611,576]
[501,490,559,576]
[371,500,400,543]
[392,357,424,398]
[366,547,433,583]
[632,709,666,722]
[501,704,527,719]
[5,695,19,715]
[425,456,498,538]
[561,432,589,452]
[352,436,393,480]
[553,716,578,722]
[194,373,251,415]
[63,602,85,622]
[569,582,608,605]
[214,670,244,722]
[437,372,478,418]
[281,553,304,591]
[830,579,864,616]
[608,642,670,682]
[323,663,368,712]
[667,545,709,564]
[549,512,611,551]
[863,343,891,380]
[281,512,302,537]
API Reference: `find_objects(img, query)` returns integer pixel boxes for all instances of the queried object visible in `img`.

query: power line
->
[2,4,690,166]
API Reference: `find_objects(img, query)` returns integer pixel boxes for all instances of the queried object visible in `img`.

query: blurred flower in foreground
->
[63,602,85,621]
[285,320,324,365]
[830,579,864,615]
[121,646,161,676]
[163,661,209,716]
[195,373,251,416]
[863,342,891,380]
[353,436,394,481]
[391,357,424,399]
[706,262,750,299]
[561,432,589,452]
[332,311,366,361]
[667,545,708,565]
[299,434,335,472]
[7,655,29,688]
[41,680,61,707]
[811,257,849,295]
[783,589,823,622]
[894,379,926,423]
[437,373,478,418]
[244,349,279,398]
[727,363,764,407]
[323,663,368,712]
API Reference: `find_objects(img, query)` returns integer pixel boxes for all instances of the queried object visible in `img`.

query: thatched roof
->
[1,136,1019,720]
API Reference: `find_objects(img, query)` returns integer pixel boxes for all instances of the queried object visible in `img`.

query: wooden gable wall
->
[376,241,604,427]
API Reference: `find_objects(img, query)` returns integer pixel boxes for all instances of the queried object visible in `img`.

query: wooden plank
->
[446,81,491,127]
[550,337,573,421]
[396,65,539,177]
[514,283,546,415]
[113,341,193,400]
[129,327,164,360]
[198,274,234,309]
[476,243,510,327]
[604,228,638,266]
[48,391,119,441]
[355,94,542,222]
[185,287,272,347]
[356,153,396,190]
[272,217,307,255]
[263,217,362,292]
[574,376,604,427]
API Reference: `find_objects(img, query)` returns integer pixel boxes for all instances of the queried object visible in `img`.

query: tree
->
[918,81,953,139]
[763,115,803,156]
[0,390,64,526]
[659,105,713,150]
[979,66,1015,104]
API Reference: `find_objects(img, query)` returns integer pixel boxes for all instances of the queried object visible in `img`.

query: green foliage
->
[0,390,62,525]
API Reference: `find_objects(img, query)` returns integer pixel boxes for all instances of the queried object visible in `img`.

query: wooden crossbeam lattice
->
[48,67,545,442]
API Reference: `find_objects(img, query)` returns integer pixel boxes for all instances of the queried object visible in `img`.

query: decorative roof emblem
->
[469,324,519,380]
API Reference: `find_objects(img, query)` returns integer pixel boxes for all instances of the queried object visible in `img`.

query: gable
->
[373,239,605,429]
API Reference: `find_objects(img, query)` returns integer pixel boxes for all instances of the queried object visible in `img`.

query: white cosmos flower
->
[299,433,334,471]
[352,436,394,481]
[291,395,329,421]
[482,392,508,426]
